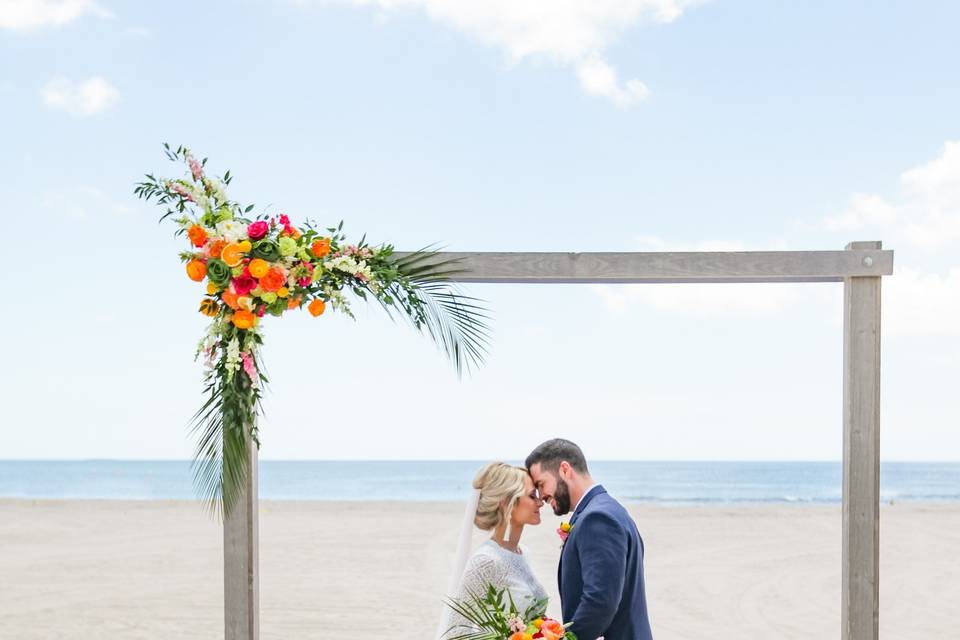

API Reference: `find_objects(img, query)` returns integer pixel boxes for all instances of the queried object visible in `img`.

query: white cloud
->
[826,193,898,231]
[576,55,648,107]
[326,0,705,106]
[820,140,960,337]
[883,266,960,338]
[41,76,120,116]
[825,141,960,249]
[0,0,111,30]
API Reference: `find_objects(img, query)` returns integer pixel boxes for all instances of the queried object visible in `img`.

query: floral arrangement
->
[445,585,578,640]
[135,144,489,517]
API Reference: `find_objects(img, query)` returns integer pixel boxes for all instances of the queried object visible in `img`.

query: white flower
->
[225,336,241,382]
[205,178,228,204]
[216,220,247,243]
[354,260,374,282]
[324,255,359,274]
[323,285,352,317]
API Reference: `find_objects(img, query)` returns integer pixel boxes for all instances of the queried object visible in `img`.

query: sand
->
[0,500,957,639]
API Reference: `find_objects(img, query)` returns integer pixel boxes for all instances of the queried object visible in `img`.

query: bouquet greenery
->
[445,585,577,640]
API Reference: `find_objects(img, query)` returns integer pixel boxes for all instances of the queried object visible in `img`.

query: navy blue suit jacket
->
[559,486,653,640]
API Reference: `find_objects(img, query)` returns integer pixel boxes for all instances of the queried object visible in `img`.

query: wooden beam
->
[224,437,259,640]
[842,241,882,640]
[395,249,893,284]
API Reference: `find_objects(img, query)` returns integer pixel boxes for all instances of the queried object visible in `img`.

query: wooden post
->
[224,436,259,640]
[842,241,882,640]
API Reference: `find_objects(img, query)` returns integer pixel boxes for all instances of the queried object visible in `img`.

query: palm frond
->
[384,249,492,378]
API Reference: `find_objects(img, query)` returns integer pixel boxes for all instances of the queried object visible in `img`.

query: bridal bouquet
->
[445,585,577,640]
[135,144,489,517]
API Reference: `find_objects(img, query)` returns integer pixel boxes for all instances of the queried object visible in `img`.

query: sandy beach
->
[0,500,957,639]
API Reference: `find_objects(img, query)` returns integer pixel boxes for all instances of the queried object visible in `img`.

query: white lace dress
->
[443,540,549,638]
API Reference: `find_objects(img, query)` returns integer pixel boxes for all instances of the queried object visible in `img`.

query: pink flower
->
[248,220,269,241]
[232,275,257,296]
[168,181,194,202]
[240,352,258,385]
[298,276,311,287]
[188,156,204,181]
[277,213,295,235]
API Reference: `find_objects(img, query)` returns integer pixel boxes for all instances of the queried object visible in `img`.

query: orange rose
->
[311,238,331,258]
[509,633,526,640]
[186,259,207,282]
[188,224,208,247]
[259,267,286,292]
[539,620,565,640]
[221,289,240,310]
[308,299,326,317]
[207,238,227,260]
[248,258,270,279]
[287,296,301,310]
[231,309,255,329]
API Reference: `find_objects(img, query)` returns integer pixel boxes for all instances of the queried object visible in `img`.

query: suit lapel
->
[558,485,606,595]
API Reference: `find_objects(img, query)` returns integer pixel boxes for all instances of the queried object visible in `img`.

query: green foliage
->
[443,585,552,640]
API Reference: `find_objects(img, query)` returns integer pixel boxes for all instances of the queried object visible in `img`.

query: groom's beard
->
[552,477,572,516]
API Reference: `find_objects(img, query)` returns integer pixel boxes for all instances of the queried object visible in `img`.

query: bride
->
[438,462,548,639]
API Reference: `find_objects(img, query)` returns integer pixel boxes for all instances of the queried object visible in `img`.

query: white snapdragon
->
[205,178,228,205]
[225,336,242,383]
[195,193,211,213]
[323,285,352,316]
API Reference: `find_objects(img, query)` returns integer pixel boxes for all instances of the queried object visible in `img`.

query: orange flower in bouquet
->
[186,259,206,282]
[259,267,286,292]
[231,309,255,329]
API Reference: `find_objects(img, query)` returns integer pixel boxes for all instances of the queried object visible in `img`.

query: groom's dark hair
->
[525,438,589,474]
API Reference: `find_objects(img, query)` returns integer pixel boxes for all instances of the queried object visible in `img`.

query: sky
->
[1,0,958,461]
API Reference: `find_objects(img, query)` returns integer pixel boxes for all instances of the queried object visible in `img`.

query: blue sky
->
[1,0,958,461]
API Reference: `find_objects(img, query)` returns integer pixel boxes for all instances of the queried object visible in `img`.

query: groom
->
[526,439,653,640]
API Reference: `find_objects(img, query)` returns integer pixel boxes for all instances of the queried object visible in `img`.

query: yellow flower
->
[277,287,289,298]
[560,522,572,533]
[238,296,253,311]
[238,239,252,252]
[206,282,220,296]
[248,258,270,279]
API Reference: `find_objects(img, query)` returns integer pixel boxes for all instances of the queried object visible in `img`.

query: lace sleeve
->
[443,550,510,639]
[459,552,510,599]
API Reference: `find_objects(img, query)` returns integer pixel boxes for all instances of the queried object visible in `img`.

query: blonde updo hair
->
[472,462,529,531]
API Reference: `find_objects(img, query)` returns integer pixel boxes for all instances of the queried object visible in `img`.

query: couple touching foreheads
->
[439,439,653,640]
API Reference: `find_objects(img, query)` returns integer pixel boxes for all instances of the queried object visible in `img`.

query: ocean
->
[1,460,958,504]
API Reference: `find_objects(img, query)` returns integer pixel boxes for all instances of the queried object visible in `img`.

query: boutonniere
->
[557,521,573,545]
